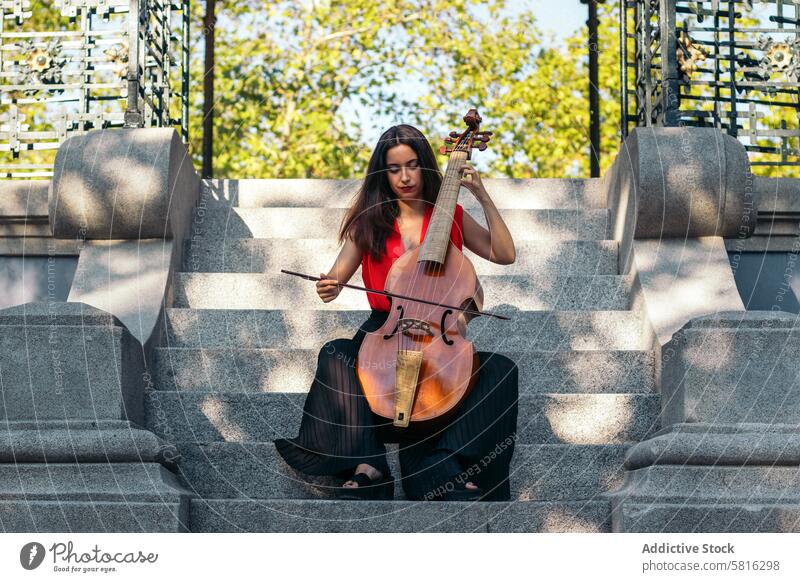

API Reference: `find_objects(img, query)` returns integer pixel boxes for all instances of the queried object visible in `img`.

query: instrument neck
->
[418,150,468,265]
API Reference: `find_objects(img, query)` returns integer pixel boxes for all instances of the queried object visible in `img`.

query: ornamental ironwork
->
[621,0,800,167]
[0,0,189,179]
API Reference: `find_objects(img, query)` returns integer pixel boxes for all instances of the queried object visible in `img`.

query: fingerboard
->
[418,150,468,264]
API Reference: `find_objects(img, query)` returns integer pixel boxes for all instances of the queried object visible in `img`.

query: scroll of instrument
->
[356,108,498,432]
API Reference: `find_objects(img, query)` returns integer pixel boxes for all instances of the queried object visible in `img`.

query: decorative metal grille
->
[0,0,189,179]
[622,0,800,167]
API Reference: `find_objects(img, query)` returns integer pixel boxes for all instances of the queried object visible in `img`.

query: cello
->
[356,108,495,433]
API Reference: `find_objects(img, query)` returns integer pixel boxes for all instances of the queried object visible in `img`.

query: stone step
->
[0,464,191,532]
[163,309,649,350]
[0,501,190,533]
[143,391,660,445]
[189,498,612,532]
[0,220,50,237]
[182,238,620,275]
[202,177,606,210]
[608,465,800,532]
[174,442,629,502]
[189,207,610,241]
[0,463,187,503]
[171,273,635,311]
[153,347,656,394]
[611,502,800,533]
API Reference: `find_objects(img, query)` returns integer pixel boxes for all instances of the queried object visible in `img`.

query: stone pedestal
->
[0,301,194,532]
[607,311,800,532]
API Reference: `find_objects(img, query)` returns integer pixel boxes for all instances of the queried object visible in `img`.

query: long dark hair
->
[339,124,443,261]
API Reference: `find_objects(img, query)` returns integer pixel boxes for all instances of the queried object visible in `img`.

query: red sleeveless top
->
[361,203,464,312]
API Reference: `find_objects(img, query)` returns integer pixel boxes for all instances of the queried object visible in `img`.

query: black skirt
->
[273,309,519,501]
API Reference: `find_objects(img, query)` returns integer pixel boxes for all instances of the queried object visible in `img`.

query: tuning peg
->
[474,142,487,151]
[443,137,457,144]
[449,131,460,138]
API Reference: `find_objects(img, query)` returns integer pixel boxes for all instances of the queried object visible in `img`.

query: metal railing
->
[621,0,800,167]
[0,0,189,179]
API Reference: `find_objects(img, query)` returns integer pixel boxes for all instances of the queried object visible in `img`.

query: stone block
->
[624,422,800,470]
[49,128,200,239]
[0,301,194,533]
[0,420,179,466]
[0,464,192,532]
[0,302,145,425]
[607,462,800,533]
[661,310,800,426]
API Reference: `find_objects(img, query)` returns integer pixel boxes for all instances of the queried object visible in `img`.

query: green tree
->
[189,0,624,179]
[6,1,626,180]
[408,1,621,178]
[189,0,438,178]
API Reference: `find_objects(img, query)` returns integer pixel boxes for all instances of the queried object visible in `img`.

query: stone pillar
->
[600,127,800,532]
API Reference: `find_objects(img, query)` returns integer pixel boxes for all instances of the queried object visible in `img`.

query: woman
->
[274,124,519,502]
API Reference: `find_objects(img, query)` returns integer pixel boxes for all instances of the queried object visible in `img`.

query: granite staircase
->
[146,178,660,532]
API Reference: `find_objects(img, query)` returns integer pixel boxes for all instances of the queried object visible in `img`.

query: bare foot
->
[343,463,382,488]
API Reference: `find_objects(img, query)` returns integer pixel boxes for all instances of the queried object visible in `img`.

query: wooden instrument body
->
[357,241,483,429]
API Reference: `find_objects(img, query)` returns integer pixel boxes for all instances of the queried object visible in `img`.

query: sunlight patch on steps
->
[541,506,606,533]
[544,395,636,444]
[260,358,314,393]
[200,396,247,442]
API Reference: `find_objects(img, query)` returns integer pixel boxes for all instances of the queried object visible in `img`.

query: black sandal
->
[433,482,484,502]
[336,472,394,501]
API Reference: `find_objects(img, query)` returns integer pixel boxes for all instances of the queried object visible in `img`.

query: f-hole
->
[440,309,454,345]
[384,304,404,340]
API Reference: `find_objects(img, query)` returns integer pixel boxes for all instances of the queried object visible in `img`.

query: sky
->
[520,1,587,44]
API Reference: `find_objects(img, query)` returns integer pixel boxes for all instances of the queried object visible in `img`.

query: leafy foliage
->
[190,0,623,178]
[4,1,624,179]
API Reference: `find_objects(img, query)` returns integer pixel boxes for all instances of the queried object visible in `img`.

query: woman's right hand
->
[316,272,341,303]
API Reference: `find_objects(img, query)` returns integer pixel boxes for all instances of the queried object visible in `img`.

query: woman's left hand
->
[459,162,488,202]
